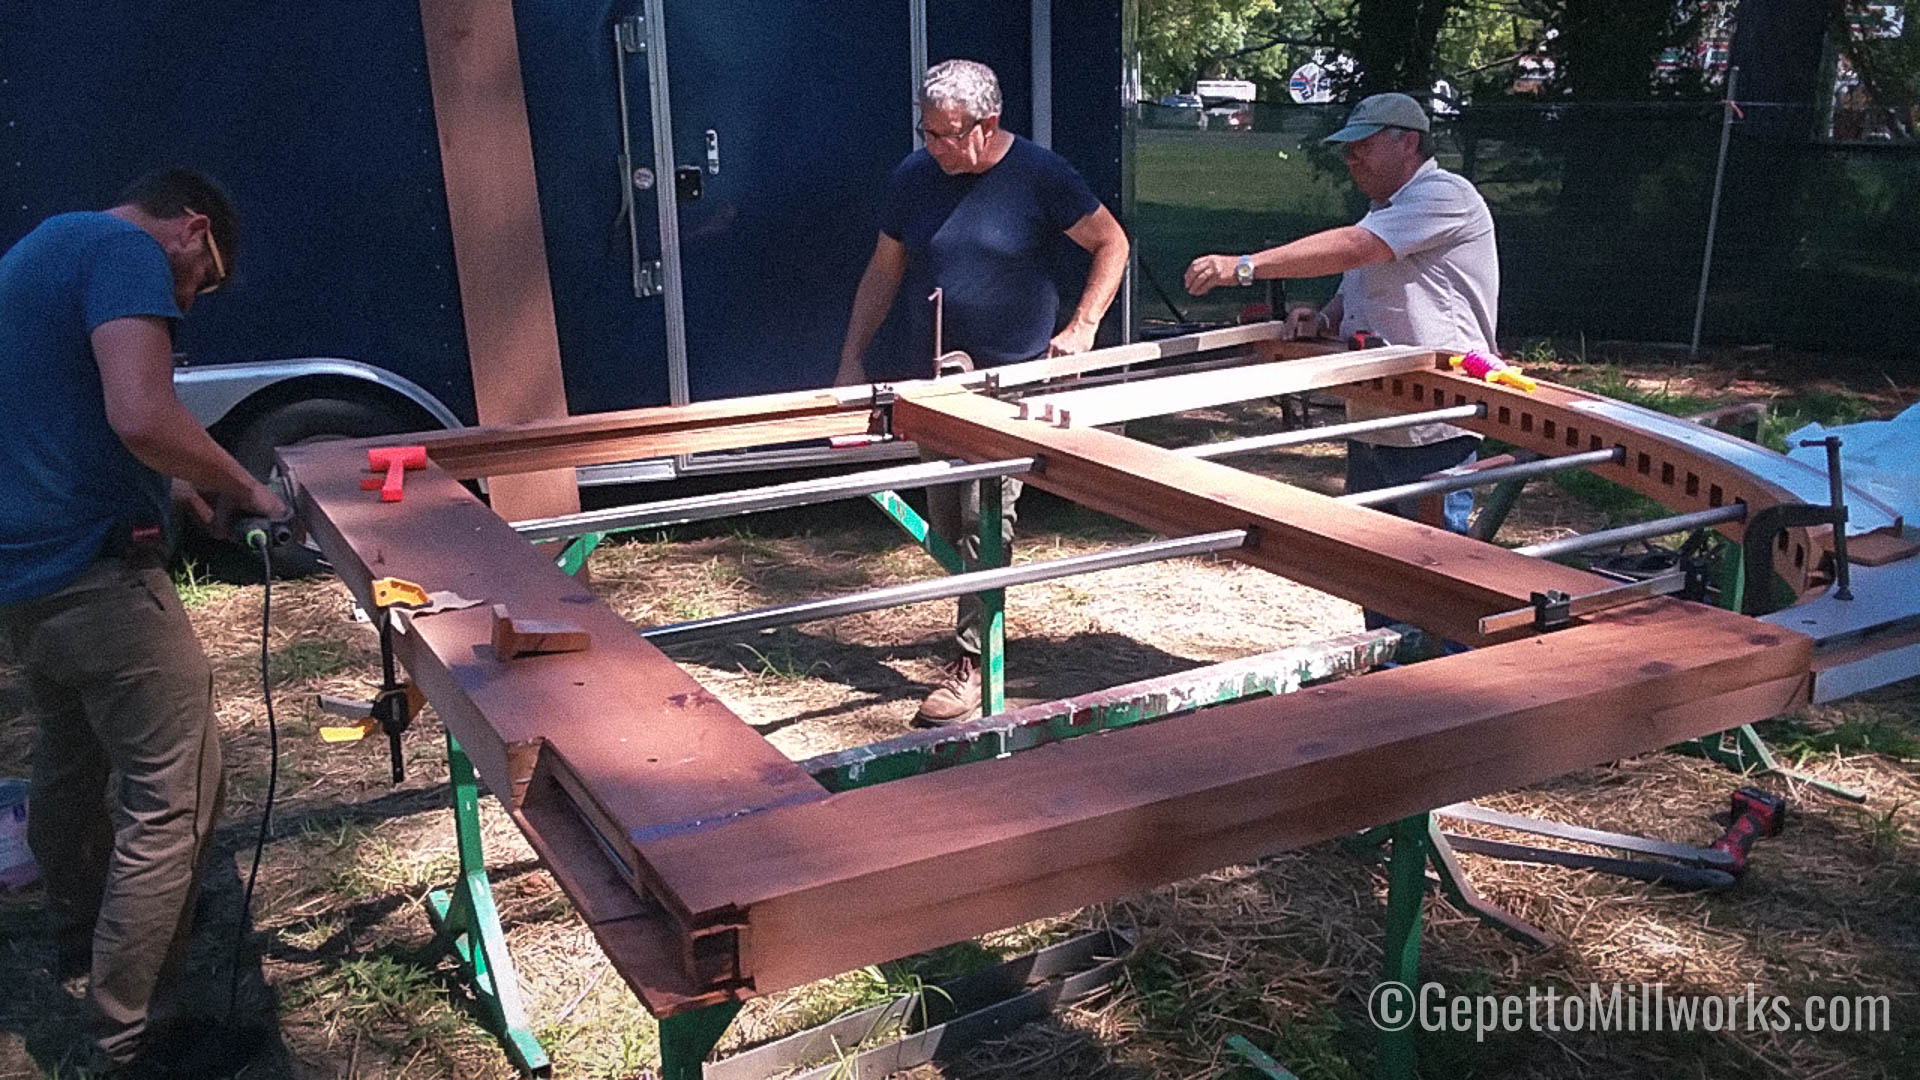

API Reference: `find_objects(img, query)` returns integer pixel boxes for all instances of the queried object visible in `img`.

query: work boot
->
[914,655,982,727]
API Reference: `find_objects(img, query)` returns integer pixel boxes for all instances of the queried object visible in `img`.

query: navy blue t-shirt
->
[0,213,182,605]
[880,135,1101,368]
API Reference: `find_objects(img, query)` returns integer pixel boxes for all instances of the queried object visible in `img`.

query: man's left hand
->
[1047,320,1099,356]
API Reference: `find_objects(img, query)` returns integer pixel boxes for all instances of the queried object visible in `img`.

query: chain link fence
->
[1132,100,1920,363]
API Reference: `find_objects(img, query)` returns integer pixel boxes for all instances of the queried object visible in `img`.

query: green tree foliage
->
[1137,0,1332,97]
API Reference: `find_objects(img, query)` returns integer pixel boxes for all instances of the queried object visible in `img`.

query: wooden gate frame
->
[283,325,1832,1018]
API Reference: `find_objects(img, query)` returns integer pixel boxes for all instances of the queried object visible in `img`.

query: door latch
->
[675,165,703,202]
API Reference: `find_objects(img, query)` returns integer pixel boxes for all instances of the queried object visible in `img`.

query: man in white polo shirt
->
[1184,91,1497,535]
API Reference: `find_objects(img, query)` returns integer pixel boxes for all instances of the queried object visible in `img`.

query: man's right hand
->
[1184,253,1239,296]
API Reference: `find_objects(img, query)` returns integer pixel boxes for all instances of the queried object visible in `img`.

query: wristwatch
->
[1234,254,1255,287]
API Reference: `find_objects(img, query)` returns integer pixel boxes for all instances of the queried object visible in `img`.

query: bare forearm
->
[838,251,906,379]
[115,399,262,498]
[1069,237,1128,331]
[1251,226,1391,280]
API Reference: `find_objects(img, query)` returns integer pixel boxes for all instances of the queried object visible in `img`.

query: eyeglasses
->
[189,209,228,295]
[918,116,983,146]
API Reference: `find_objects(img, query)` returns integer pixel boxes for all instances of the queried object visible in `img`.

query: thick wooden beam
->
[638,597,1810,996]
[418,0,579,522]
[281,441,826,896]
[892,389,1603,643]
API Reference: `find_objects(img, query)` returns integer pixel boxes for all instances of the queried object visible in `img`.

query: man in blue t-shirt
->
[0,168,286,1072]
[836,59,1128,725]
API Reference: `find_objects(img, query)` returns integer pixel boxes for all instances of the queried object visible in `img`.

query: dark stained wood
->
[637,598,1810,995]
[282,439,826,872]
[283,330,1827,1018]
[382,386,905,480]
[892,388,1603,644]
[417,0,579,523]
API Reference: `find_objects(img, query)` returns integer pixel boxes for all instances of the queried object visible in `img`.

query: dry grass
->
[2,360,1917,1079]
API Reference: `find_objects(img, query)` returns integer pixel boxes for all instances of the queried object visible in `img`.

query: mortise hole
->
[1661,463,1676,485]
[1391,378,1404,395]
[1520,412,1534,433]
[1566,428,1579,447]
[1498,406,1511,425]
[1413,383,1426,402]
[1794,544,1806,568]
[1590,435,1603,451]
[1685,473,1700,497]
[1543,419,1556,439]
[1709,484,1723,507]
[1777,533,1790,552]
[1637,453,1652,475]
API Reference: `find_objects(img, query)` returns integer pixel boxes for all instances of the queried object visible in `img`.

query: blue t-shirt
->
[0,213,182,605]
[880,135,1101,368]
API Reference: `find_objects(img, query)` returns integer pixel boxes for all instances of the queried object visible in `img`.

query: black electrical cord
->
[227,532,278,1022]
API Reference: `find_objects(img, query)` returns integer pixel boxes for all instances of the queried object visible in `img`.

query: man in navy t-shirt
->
[836,59,1128,725]
[0,168,286,1072]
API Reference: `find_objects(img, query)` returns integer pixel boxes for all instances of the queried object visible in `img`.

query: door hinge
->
[616,15,645,53]
[637,259,664,298]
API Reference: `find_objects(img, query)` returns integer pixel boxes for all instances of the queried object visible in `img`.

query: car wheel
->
[228,396,427,576]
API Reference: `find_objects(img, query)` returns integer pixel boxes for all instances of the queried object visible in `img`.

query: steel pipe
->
[512,457,1036,542]
[1180,403,1486,459]
[643,529,1250,646]
[1340,447,1623,509]
[1514,504,1748,560]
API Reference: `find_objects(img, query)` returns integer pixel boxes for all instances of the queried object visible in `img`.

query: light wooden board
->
[418,0,579,522]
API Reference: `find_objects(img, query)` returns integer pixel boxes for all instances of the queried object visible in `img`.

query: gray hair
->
[921,59,1001,121]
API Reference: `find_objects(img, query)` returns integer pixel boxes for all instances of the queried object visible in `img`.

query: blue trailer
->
[2,1,1133,483]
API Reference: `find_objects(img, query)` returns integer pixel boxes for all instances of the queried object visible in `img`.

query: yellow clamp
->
[320,718,379,743]
[370,576,430,609]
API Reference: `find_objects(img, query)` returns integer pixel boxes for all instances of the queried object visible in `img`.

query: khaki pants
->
[925,471,1023,657]
[2,555,224,1066]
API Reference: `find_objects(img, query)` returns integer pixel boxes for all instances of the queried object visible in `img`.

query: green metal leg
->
[658,1001,743,1080]
[978,478,1007,717]
[1225,1033,1302,1079]
[1468,476,1527,542]
[868,486,1006,715]
[426,733,551,1076]
[866,490,965,573]
[1376,814,1427,1080]
[557,531,605,576]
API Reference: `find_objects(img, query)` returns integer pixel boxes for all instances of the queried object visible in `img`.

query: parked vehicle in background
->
[1195,78,1257,105]
[1206,105,1253,131]
[1153,92,1207,128]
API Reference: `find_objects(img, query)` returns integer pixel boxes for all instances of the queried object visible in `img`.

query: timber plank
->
[637,598,1810,995]
[892,389,1602,642]
[418,0,579,522]
[1015,346,1441,425]
[282,441,825,874]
